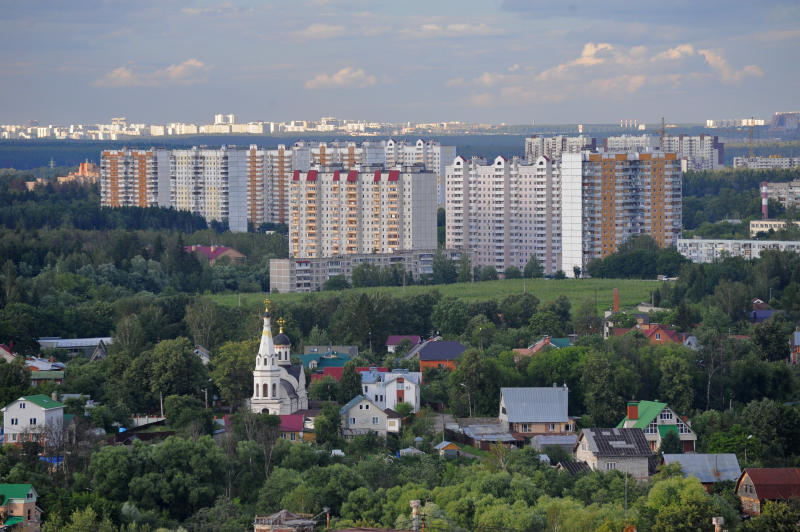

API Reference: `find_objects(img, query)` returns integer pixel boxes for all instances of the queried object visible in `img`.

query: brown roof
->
[739,468,800,500]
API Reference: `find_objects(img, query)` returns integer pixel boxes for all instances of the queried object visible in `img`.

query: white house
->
[1,394,66,446]
[339,395,401,439]
[360,369,422,413]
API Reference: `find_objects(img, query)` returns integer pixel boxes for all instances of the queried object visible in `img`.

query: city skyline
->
[2,0,798,125]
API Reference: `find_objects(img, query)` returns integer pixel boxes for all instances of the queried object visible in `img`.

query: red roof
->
[333,170,341,181]
[184,245,237,261]
[741,468,800,500]
[307,170,318,181]
[292,170,300,181]
[279,414,304,432]
[374,170,381,182]
[347,170,358,182]
[386,335,421,346]
[388,170,400,181]
[310,366,387,382]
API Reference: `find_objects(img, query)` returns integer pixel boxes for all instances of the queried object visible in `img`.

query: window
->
[359,404,363,410]
[350,418,356,424]
[272,383,277,397]
[548,423,556,431]
[659,410,673,421]
[290,433,296,441]
[364,386,368,393]
[521,424,529,433]
[30,418,37,425]
[372,417,379,425]
[11,418,17,425]
[581,443,586,451]
[365,404,370,410]
[20,402,25,409]
[606,462,617,470]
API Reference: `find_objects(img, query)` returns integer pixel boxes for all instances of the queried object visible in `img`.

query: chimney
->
[627,401,639,421]
[51,391,58,401]
[210,245,215,252]
[613,287,620,312]
[49,355,54,363]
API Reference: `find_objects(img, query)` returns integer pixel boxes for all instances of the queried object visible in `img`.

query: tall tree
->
[432,250,457,285]
[524,256,544,278]
[338,362,362,404]
[185,297,220,348]
[210,338,258,409]
[149,337,208,400]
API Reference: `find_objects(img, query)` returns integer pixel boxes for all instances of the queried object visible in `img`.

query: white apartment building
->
[604,134,723,171]
[384,139,456,205]
[750,219,800,237]
[100,148,170,208]
[361,369,422,412]
[561,151,682,276]
[524,135,596,162]
[446,155,561,275]
[289,166,436,259]
[678,238,800,263]
[734,157,800,170]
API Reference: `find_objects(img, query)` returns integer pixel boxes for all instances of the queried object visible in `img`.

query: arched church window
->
[272,383,277,397]
[263,383,268,397]
[255,383,258,397]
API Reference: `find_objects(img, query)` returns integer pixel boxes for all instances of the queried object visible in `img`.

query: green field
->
[210,278,662,312]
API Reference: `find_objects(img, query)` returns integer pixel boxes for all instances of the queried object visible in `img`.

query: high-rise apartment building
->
[289,166,436,258]
[445,155,561,275]
[561,151,682,276]
[524,135,596,162]
[604,134,723,171]
[100,148,170,208]
[733,157,800,170]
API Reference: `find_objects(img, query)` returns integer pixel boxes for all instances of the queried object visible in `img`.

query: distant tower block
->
[761,181,769,219]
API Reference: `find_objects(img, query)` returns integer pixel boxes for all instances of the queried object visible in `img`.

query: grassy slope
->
[210,278,661,312]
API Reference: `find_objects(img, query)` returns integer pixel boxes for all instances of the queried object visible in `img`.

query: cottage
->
[37,337,113,358]
[736,467,800,516]
[360,369,422,413]
[574,428,652,481]
[662,453,741,492]
[253,509,316,532]
[184,245,246,266]
[433,441,461,458]
[618,400,696,452]
[339,395,401,439]
[418,341,466,372]
[298,351,352,370]
[512,336,571,361]
[0,483,41,532]
[498,386,574,436]
[531,434,578,454]
[0,343,16,363]
[385,335,421,353]
[1,395,70,446]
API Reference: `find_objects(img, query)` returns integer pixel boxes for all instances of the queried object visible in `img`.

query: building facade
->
[288,166,436,259]
[445,155,562,275]
[339,395,402,439]
[1,395,65,446]
[524,135,596,161]
[677,238,800,263]
[734,156,800,170]
[360,369,422,413]
[561,151,682,276]
[100,148,170,208]
[0,484,41,532]
[604,134,723,170]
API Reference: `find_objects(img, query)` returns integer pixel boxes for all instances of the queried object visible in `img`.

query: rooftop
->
[662,454,741,484]
[501,386,569,423]
[418,340,466,361]
[580,428,652,457]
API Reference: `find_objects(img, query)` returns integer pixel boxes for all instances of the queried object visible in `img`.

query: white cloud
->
[698,49,763,83]
[653,43,695,61]
[508,64,520,72]
[305,67,377,89]
[292,23,347,40]
[181,3,244,16]
[445,77,465,88]
[93,59,211,87]
[537,42,614,80]
[401,22,504,38]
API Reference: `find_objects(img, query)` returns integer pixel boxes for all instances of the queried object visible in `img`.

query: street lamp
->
[459,382,472,418]
[745,434,753,465]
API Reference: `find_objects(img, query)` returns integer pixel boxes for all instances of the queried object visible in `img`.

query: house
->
[418,341,466,372]
[310,366,388,383]
[399,447,425,457]
[531,435,578,454]
[612,323,688,345]
[617,400,697,452]
[557,460,592,476]
[498,386,574,436]
[89,340,109,362]
[304,345,358,358]
[279,413,317,444]
[37,337,113,358]
[574,428,652,481]
[0,344,16,363]
[24,357,65,372]
[0,483,42,532]
[29,370,64,387]
[751,298,770,311]
[790,331,800,365]
[662,454,741,492]
[298,351,352,370]
[253,510,316,532]
[184,245,246,266]
[386,335,421,353]
[1,395,68,446]
[736,468,800,516]
[461,422,523,450]
[194,345,211,366]
[748,309,783,323]
[512,336,572,361]
[360,369,422,412]
[433,441,461,458]
[339,395,401,439]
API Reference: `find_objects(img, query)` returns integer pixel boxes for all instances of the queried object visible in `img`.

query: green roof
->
[23,394,64,409]
[4,516,23,526]
[550,338,572,348]
[30,370,64,379]
[299,352,350,369]
[0,484,34,505]
[658,424,679,439]
[617,400,667,429]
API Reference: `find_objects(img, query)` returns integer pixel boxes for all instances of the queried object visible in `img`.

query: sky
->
[1,0,798,125]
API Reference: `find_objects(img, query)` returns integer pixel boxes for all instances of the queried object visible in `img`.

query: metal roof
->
[580,428,652,457]
[663,454,741,483]
[37,337,112,349]
[418,341,466,361]
[500,387,569,423]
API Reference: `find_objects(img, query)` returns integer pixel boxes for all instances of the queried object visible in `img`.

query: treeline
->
[586,235,687,278]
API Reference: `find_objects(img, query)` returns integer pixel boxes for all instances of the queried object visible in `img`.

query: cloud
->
[292,23,347,40]
[445,77,465,88]
[181,3,244,16]
[93,59,211,87]
[400,22,504,38]
[653,44,695,61]
[537,42,613,80]
[698,49,763,82]
[304,67,377,89]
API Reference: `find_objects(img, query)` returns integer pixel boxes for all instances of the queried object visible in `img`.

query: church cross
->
[263,298,270,312]
[277,317,286,333]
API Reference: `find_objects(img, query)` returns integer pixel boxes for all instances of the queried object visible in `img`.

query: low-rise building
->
[512,336,571,361]
[185,245,246,266]
[386,335,421,353]
[737,467,800,516]
[618,400,696,452]
[278,412,317,444]
[790,331,800,365]
[749,219,800,237]
[418,341,466,373]
[0,483,41,532]
[433,441,461,458]
[1,395,67,446]
[574,428,652,481]
[662,453,741,492]
[339,395,401,439]
[498,386,574,436]
[360,369,422,413]
[253,510,317,532]
[678,238,800,263]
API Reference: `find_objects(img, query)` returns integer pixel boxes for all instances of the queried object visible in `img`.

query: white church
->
[251,300,308,415]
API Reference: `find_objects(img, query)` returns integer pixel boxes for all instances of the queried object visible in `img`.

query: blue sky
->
[1,0,797,125]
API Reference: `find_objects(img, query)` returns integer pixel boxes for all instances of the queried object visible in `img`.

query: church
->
[251,300,308,415]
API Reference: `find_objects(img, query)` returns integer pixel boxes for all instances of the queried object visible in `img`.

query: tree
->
[553,270,566,279]
[338,362,362,404]
[573,298,600,336]
[581,351,637,426]
[657,430,682,454]
[309,375,339,401]
[210,338,258,409]
[185,297,220,348]
[573,266,582,279]
[164,394,213,435]
[323,275,350,291]
[0,359,29,407]
[432,250,457,285]
[314,403,342,445]
[449,349,500,416]
[744,499,800,532]
[542,295,571,324]
[524,256,544,278]
[149,337,208,400]
[658,354,694,414]
[529,311,566,338]
[713,280,749,322]
[752,316,793,362]
[457,253,472,283]
[504,266,522,279]
[479,265,498,281]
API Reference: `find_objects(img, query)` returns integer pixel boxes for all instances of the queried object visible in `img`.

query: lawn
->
[210,278,662,312]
